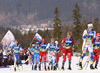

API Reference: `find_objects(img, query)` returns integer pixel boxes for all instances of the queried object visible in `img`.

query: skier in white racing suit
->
[46,38,57,71]
[79,23,96,69]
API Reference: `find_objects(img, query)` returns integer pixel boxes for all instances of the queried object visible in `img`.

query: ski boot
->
[95,61,98,69]
[17,62,20,71]
[56,63,58,68]
[17,65,20,71]
[39,65,41,71]
[90,64,94,69]
[53,65,57,70]
[79,62,82,70]
[95,65,98,69]
[14,67,16,71]
[34,65,37,70]
[32,66,33,70]
[61,65,64,71]
[45,66,47,71]
[51,66,53,70]
[47,66,50,71]
[56,64,60,70]
[68,65,72,70]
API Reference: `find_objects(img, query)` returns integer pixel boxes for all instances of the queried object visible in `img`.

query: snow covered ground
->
[0,56,100,73]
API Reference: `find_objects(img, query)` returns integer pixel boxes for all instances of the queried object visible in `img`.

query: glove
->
[85,34,88,38]
[34,49,37,53]
[46,48,49,51]
[40,47,43,50]
[83,34,88,39]
[93,44,96,47]
[63,46,66,49]
[88,31,91,34]
[54,50,56,53]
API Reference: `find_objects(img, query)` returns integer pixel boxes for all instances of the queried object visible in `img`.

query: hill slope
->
[0,0,100,26]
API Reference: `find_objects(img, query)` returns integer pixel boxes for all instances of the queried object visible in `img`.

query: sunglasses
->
[68,36,71,38]
[89,27,93,28]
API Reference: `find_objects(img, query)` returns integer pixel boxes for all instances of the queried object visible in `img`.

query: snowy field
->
[0,56,100,73]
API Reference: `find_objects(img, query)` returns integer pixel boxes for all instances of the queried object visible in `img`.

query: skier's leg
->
[49,54,53,70]
[95,49,99,69]
[55,52,57,64]
[79,43,87,69]
[31,54,34,70]
[56,52,60,67]
[61,50,67,70]
[80,43,87,62]
[93,54,96,62]
[17,54,20,71]
[88,44,94,69]
[43,52,47,70]
[55,52,57,67]
[89,48,93,64]
[53,53,56,70]
[57,52,60,62]
[93,50,96,62]
[14,55,17,71]
[96,51,99,62]
[67,49,72,70]
[47,53,51,70]
[17,54,20,64]
[39,51,42,70]
[37,53,39,70]
[34,53,37,70]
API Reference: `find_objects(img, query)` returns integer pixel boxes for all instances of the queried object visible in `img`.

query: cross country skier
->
[34,42,40,70]
[60,31,74,70]
[30,44,35,70]
[79,23,96,69]
[55,41,60,69]
[39,38,47,71]
[92,32,100,69]
[46,38,57,70]
[11,40,21,71]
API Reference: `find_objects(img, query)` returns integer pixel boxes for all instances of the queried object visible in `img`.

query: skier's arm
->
[46,43,50,51]
[61,38,65,44]
[82,30,88,39]
[60,44,62,50]
[61,38,66,49]
[39,46,43,50]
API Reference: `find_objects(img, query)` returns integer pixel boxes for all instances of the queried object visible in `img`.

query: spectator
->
[0,45,3,66]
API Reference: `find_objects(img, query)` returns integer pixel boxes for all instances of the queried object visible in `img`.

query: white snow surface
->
[0,56,100,73]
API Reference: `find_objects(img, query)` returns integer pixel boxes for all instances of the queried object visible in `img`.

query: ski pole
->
[82,56,90,69]
[85,55,90,70]
[42,57,44,71]
[85,60,89,70]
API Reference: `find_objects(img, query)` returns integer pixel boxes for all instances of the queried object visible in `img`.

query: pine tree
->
[72,3,82,51]
[81,14,89,32]
[27,29,35,48]
[53,7,62,43]
[93,18,99,32]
